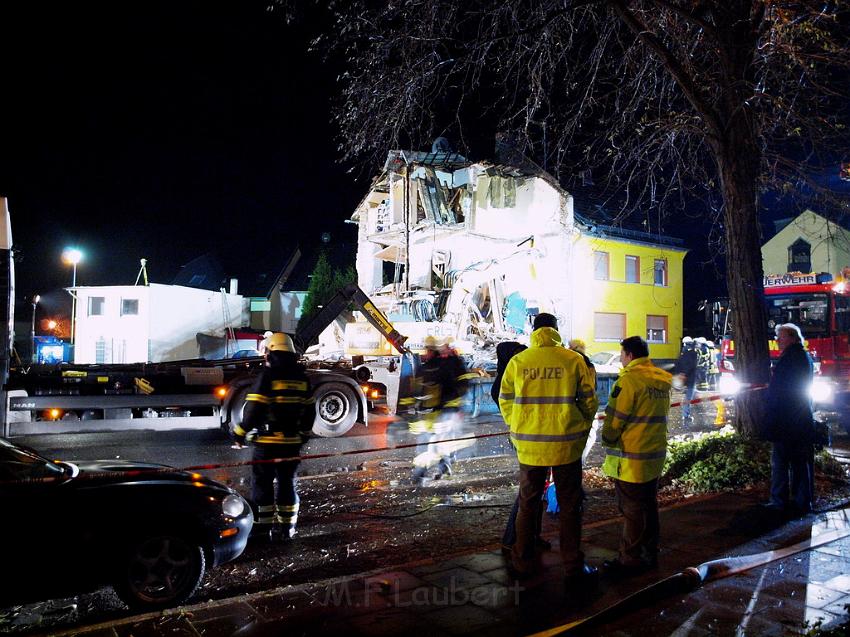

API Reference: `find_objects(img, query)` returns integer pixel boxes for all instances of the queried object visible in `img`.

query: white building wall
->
[73,286,151,364]
[73,284,248,363]
[762,210,850,277]
[148,284,247,361]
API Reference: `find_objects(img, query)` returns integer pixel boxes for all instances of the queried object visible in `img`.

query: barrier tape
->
[1,384,769,487]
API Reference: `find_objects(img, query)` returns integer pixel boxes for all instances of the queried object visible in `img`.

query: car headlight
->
[222,494,246,517]
[810,377,834,404]
[719,374,741,396]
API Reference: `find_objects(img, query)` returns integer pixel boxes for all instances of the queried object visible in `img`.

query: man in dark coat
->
[674,337,698,425]
[765,323,815,515]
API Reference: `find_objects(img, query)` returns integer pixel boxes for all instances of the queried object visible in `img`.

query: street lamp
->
[31,294,40,363]
[62,247,83,346]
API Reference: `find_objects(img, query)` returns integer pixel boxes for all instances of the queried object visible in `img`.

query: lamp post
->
[62,247,83,347]
[31,294,40,363]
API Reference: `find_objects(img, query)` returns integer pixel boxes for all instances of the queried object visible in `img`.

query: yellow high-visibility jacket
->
[499,327,598,466]
[602,357,672,483]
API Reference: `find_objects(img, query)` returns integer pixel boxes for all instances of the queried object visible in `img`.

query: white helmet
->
[706,340,715,348]
[695,337,707,344]
[682,336,693,343]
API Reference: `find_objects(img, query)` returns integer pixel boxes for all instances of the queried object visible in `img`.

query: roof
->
[171,248,312,297]
[359,144,685,250]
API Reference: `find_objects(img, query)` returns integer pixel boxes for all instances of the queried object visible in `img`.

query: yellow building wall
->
[761,209,850,278]
[570,234,686,361]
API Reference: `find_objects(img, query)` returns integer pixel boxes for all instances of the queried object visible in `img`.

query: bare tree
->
[320,1,850,434]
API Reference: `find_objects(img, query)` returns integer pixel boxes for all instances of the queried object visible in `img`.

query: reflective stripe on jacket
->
[233,360,316,446]
[602,357,672,483]
[499,327,598,466]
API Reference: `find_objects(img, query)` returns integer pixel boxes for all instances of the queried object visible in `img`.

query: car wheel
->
[113,533,206,610]
[313,382,358,437]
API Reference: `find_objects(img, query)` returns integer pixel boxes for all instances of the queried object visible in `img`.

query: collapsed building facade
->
[347,148,687,365]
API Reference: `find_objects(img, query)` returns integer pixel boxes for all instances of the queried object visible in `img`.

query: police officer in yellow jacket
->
[233,333,316,542]
[601,336,672,577]
[499,314,598,589]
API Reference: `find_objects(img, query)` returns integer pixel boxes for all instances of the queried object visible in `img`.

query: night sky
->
[1,1,364,320]
[1,2,767,335]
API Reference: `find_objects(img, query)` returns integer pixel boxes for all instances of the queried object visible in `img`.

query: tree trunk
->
[716,132,771,438]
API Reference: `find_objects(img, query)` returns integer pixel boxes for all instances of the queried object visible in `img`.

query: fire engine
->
[709,271,850,431]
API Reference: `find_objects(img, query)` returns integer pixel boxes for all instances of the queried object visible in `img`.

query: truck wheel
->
[313,382,358,437]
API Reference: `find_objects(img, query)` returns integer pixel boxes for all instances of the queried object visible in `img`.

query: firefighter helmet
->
[423,335,441,350]
[266,333,296,353]
[682,336,693,343]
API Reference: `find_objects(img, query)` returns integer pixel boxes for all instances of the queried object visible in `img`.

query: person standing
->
[674,336,698,425]
[233,333,315,542]
[492,341,551,555]
[411,336,473,482]
[601,336,672,578]
[764,323,815,516]
[568,338,601,464]
[499,313,598,590]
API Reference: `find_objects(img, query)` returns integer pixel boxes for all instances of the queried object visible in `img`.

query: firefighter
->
[411,336,474,483]
[601,336,672,578]
[499,313,598,591]
[674,336,698,425]
[232,332,315,542]
[695,337,711,390]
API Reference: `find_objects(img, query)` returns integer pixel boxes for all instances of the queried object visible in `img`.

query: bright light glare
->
[62,248,83,265]
[719,375,741,396]
[810,378,834,404]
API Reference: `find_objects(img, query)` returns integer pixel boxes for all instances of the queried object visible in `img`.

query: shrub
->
[663,428,771,493]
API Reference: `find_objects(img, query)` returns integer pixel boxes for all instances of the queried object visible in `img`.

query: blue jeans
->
[770,442,814,512]
[682,384,696,419]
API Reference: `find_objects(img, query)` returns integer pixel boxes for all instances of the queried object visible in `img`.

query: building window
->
[653,259,668,287]
[787,239,811,273]
[95,338,109,364]
[594,312,626,341]
[594,251,610,280]
[647,315,668,344]
[88,297,105,316]
[626,255,640,284]
[121,299,139,316]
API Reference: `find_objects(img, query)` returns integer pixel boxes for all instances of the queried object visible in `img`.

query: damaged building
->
[348,146,687,365]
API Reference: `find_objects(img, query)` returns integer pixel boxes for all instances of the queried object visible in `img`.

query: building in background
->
[349,146,686,362]
[72,283,248,363]
[762,210,850,277]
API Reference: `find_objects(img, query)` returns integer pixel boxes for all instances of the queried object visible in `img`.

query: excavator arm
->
[293,283,409,355]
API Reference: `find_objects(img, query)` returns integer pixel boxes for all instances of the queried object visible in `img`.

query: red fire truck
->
[713,271,850,431]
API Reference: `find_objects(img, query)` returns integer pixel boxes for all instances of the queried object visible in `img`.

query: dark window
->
[647,315,667,343]
[594,252,610,280]
[88,297,105,316]
[835,294,850,334]
[765,293,828,336]
[121,299,139,316]
[626,255,640,284]
[653,259,667,286]
[787,239,811,273]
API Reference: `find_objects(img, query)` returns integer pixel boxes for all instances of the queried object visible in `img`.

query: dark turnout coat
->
[764,342,814,444]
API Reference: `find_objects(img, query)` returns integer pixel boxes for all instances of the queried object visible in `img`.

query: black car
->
[0,437,253,610]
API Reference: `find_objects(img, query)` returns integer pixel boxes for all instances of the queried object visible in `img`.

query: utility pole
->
[30,294,40,363]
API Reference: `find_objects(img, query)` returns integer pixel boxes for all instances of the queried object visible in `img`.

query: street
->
[0,393,757,633]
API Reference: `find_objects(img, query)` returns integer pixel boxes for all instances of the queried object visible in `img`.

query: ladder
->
[220,288,237,357]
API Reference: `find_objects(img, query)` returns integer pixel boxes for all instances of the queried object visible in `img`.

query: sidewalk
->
[45,491,850,637]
